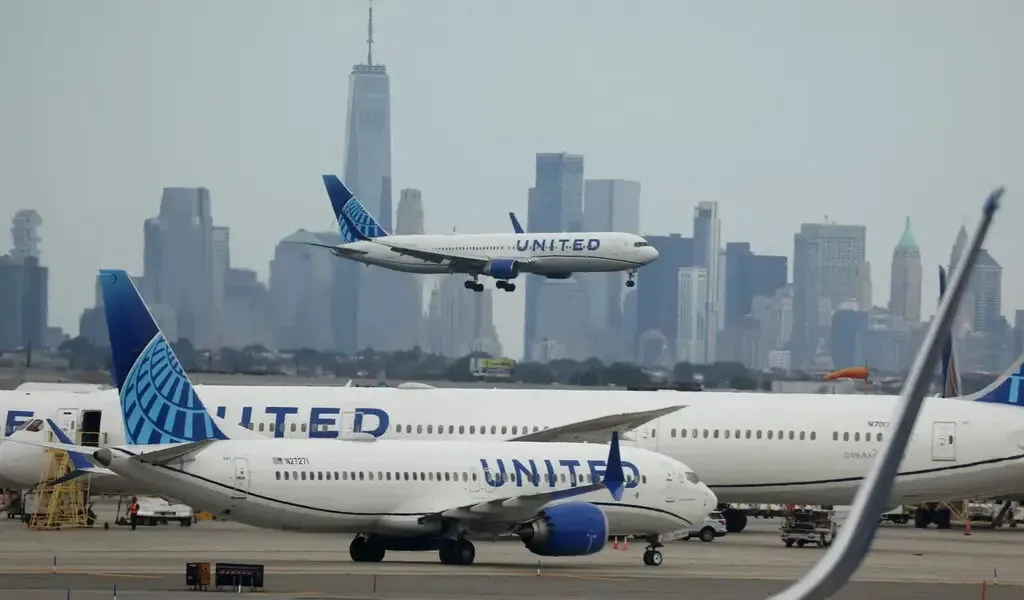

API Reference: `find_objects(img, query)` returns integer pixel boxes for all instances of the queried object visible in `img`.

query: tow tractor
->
[780,507,836,548]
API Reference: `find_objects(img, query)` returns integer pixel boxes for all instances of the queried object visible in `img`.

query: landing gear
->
[913,505,952,529]
[641,538,663,567]
[438,538,476,565]
[495,280,517,292]
[463,278,484,292]
[625,270,636,288]
[349,535,386,562]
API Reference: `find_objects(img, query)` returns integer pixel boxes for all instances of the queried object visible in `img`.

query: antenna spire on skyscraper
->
[367,0,374,66]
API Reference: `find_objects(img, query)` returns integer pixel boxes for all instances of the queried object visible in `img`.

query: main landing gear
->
[641,538,663,566]
[495,280,516,292]
[438,537,476,565]
[349,535,386,562]
[463,278,484,292]
[626,270,636,288]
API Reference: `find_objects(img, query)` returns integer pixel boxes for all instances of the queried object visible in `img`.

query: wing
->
[508,405,685,443]
[418,432,627,528]
[280,239,369,257]
[376,240,489,269]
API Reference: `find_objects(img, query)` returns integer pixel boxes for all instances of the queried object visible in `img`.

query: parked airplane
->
[295,175,658,291]
[10,272,714,567]
[6,350,1024,535]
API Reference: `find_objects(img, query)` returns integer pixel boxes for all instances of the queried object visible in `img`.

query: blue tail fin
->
[966,355,1024,405]
[509,212,524,234]
[603,431,625,501]
[99,269,228,445]
[321,175,389,243]
[938,266,962,397]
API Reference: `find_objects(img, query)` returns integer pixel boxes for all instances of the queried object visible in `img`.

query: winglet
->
[509,212,525,234]
[603,432,625,501]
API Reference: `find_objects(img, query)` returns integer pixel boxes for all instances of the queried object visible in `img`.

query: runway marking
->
[11,569,162,579]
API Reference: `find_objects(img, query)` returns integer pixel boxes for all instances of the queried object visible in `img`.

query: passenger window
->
[471,473,477,481]
[843,432,850,441]
[702,429,709,438]
[490,426,496,434]
[767,430,773,440]
[449,425,455,434]
[810,431,816,441]
[501,426,507,434]
[462,472,468,481]
[788,431,795,440]
[833,431,839,441]
[258,423,265,432]
[642,476,647,484]
[533,426,539,432]
[459,425,465,434]
[284,471,289,480]
[325,471,331,480]
[301,472,307,480]
[734,430,741,439]
[301,424,307,433]
[359,472,365,480]
[334,471,339,479]
[692,429,698,438]
[512,426,518,435]
[671,428,677,437]
[427,425,433,434]
[275,471,281,480]
[724,430,730,439]
[269,423,275,432]
[799,431,805,440]
[469,426,475,434]
[745,430,751,439]
[291,423,297,432]
[412,472,418,481]
[756,430,762,439]
[445,472,451,481]
[854,432,860,442]
[878,432,884,442]
[417,425,423,434]
[713,429,719,439]
[318,471,323,481]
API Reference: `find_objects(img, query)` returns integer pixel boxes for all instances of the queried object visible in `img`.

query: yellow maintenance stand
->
[26,447,92,530]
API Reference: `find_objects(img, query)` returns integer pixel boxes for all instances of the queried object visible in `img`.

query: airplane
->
[6,350,1024,536]
[9,271,715,567]
[293,175,659,292]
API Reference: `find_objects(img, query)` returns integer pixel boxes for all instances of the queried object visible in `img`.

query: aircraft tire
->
[454,539,475,565]
[723,508,747,533]
[642,550,662,566]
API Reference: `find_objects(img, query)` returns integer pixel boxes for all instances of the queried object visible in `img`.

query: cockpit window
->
[632,241,650,248]
[24,419,44,432]
[684,471,701,484]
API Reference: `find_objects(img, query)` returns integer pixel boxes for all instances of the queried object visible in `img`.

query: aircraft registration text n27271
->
[272,457,310,465]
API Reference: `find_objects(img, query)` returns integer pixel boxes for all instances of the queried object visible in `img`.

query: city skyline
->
[2,1,1021,360]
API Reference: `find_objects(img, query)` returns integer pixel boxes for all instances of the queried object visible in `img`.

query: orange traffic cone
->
[622,537,629,550]
[613,537,619,549]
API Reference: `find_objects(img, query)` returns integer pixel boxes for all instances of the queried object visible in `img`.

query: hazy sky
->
[2,0,1021,359]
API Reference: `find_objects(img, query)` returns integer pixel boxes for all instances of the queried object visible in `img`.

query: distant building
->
[792,222,868,367]
[888,217,922,323]
[635,234,693,365]
[0,255,48,351]
[396,189,425,235]
[692,202,721,361]
[677,267,709,364]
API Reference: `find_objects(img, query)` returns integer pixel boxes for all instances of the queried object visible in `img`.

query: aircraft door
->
[931,422,957,462]
[231,457,251,499]
[663,470,677,504]
[54,409,79,443]
[637,420,659,451]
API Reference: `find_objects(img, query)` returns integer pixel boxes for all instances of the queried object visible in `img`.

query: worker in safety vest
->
[128,496,140,530]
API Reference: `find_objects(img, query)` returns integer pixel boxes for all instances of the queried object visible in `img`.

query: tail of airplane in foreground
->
[938,265,962,398]
[509,212,525,234]
[322,175,389,243]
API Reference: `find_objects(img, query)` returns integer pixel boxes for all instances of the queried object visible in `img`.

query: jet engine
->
[482,259,521,280]
[515,502,608,556]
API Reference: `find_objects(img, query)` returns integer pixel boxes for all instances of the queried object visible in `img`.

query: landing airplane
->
[295,175,659,292]
[10,271,714,567]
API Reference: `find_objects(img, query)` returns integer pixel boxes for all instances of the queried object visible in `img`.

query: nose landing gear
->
[625,270,637,288]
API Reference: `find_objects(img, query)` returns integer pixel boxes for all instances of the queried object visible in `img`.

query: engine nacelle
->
[516,502,608,557]
[482,258,520,280]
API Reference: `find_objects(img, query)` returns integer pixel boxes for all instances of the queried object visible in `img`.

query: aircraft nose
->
[702,483,718,509]
[645,245,659,262]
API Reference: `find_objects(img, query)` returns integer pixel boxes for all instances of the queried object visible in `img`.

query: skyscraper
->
[144,187,215,349]
[692,202,721,361]
[582,179,640,361]
[523,152,585,359]
[677,267,709,364]
[792,222,867,367]
[635,234,693,366]
[10,210,41,261]
[342,3,404,351]
[396,188,425,235]
[888,217,922,323]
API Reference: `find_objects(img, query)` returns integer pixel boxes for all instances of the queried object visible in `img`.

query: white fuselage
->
[2,388,1023,505]
[337,232,658,275]
[100,438,712,538]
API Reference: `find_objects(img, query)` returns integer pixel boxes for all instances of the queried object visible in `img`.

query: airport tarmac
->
[0,507,1021,599]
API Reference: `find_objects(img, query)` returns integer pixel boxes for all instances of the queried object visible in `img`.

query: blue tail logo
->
[322,175,388,243]
[99,269,227,445]
[509,212,525,234]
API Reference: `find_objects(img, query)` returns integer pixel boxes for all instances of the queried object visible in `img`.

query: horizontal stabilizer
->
[509,405,685,443]
[131,439,216,465]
